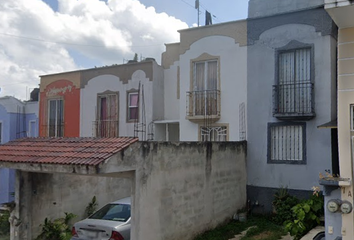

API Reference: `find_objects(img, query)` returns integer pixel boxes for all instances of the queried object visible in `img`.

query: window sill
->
[267,160,306,165]
[186,115,220,123]
[273,113,315,120]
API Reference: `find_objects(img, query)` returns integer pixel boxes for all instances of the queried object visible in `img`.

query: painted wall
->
[247,8,337,210]
[248,0,324,18]
[80,61,163,140]
[39,80,80,137]
[162,22,248,142]
[0,97,39,204]
[178,35,247,141]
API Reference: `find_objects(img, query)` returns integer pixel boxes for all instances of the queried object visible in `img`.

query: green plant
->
[0,210,10,235]
[85,196,98,217]
[272,188,299,225]
[35,212,76,240]
[284,194,324,240]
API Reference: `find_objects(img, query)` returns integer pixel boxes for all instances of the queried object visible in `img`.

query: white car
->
[71,197,131,240]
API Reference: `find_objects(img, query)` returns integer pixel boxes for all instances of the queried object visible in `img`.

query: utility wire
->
[0,32,164,48]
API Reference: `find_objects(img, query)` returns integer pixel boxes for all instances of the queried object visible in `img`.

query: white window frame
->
[127,92,139,122]
[28,120,36,137]
[47,99,64,137]
[200,125,228,142]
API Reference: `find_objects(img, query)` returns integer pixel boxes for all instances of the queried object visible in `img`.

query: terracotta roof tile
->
[0,137,138,166]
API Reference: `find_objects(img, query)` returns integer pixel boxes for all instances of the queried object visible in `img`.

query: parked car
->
[71,197,131,240]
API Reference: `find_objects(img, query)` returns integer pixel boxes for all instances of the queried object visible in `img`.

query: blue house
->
[0,91,39,204]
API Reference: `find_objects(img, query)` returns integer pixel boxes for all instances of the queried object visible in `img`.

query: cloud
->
[0,0,188,100]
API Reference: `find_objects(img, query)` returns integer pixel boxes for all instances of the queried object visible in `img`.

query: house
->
[246,0,338,212]
[39,59,164,140]
[320,1,354,239]
[0,92,39,205]
[159,20,247,142]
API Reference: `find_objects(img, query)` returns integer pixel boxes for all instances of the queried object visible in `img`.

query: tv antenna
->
[195,0,200,26]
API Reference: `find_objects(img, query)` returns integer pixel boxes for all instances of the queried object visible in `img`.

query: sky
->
[0,0,249,100]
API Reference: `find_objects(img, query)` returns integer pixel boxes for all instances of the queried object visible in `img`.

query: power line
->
[0,32,164,48]
[178,0,195,9]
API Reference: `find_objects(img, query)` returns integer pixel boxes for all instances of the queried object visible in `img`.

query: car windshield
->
[89,203,131,222]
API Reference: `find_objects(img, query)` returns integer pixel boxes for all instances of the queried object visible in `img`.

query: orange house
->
[39,72,80,137]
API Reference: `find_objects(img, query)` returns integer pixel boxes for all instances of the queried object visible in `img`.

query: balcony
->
[273,82,315,120]
[41,124,64,137]
[186,90,220,123]
[325,0,354,28]
[93,120,119,137]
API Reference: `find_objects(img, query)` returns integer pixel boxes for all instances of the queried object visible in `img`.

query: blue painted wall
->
[0,98,38,204]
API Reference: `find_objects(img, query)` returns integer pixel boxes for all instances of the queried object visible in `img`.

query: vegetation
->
[272,187,299,225]
[193,216,287,240]
[85,196,98,217]
[35,212,76,240]
[0,210,10,237]
[284,193,324,240]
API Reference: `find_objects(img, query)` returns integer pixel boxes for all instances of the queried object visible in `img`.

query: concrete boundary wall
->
[10,141,246,240]
[131,141,247,240]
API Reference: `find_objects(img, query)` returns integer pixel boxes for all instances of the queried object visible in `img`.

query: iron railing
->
[41,124,64,137]
[273,82,315,118]
[93,120,119,137]
[186,90,221,117]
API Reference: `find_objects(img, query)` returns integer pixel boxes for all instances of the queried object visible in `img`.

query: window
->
[48,99,63,137]
[193,60,218,116]
[96,93,118,137]
[268,122,306,164]
[28,120,36,137]
[274,47,314,118]
[200,125,228,142]
[127,92,139,121]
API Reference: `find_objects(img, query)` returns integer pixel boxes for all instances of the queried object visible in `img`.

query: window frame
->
[274,40,315,119]
[96,91,119,138]
[199,124,229,142]
[47,98,64,137]
[126,90,139,122]
[267,122,306,164]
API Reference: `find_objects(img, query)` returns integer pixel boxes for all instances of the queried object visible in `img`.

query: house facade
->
[39,59,164,140]
[0,94,39,204]
[247,0,338,211]
[321,1,354,239]
[160,20,248,142]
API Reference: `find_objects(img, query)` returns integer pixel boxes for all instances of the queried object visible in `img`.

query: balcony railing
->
[93,120,119,137]
[41,124,64,137]
[186,90,220,122]
[273,82,315,120]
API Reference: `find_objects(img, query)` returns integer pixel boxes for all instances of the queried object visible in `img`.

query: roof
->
[0,137,138,166]
[317,119,337,129]
[111,197,131,205]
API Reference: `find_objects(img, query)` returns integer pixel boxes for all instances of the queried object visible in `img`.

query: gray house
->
[246,0,338,211]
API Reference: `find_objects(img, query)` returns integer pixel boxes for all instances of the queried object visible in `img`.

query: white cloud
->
[0,0,188,100]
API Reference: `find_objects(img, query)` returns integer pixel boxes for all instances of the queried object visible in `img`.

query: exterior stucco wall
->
[178,35,247,141]
[80,72,153,139]
[27,174,132,239]
[152,62,165,121]
[247,8,337,205]
[163,62,180,121]
[249,0,324,18]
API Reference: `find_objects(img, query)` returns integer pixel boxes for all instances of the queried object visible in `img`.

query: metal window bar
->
[270,125,303,161]
[44,123,64,137]
[186,90,220,117]
[273,82,314,115]
[201,126,227,142]
[93,120,119,138]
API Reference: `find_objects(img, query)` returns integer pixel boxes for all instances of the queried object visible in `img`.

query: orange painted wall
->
[39,80,80,137]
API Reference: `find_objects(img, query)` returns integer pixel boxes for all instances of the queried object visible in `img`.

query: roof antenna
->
[195,0,200,26]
